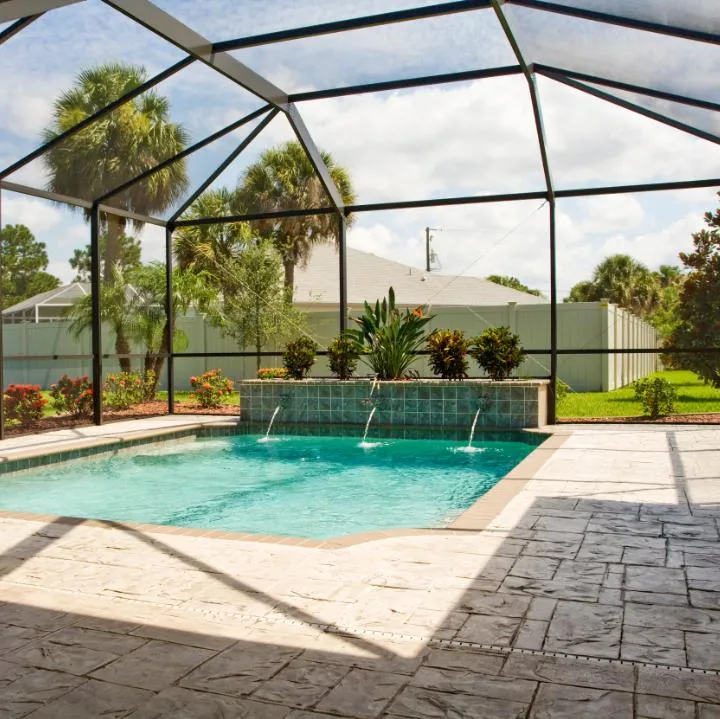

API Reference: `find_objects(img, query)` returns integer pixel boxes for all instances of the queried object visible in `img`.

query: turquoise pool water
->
[0,435,536,539]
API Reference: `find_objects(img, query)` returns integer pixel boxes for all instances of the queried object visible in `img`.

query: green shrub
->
[469,326,525,381]
[347,287,434,380]
[426,329,469,380]
[103,370,155,410]
[257,367,289,380]
[3,384,47,424]
[190,369,235,408]
[283,337,318,379]
[327,334,359,380]
[633,376,677,418]
[50,375,94,418]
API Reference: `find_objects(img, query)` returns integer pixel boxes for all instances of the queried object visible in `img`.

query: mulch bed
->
[4,400,239,438]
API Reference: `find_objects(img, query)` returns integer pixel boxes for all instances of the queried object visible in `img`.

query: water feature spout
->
[369,375,379,397]
[467,407,482,448]
[362,406,377,442]
[259,405,281,442]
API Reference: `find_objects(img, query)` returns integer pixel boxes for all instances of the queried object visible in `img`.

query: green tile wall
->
[238,380,548,430]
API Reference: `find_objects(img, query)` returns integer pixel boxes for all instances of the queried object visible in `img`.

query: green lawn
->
[558,370,720,418]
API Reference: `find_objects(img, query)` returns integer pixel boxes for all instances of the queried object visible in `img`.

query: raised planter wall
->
[238,379,548,430]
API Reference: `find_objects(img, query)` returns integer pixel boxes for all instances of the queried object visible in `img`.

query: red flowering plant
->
[190,369,235,408]
[49,374,94,418]
[3,384,47,425]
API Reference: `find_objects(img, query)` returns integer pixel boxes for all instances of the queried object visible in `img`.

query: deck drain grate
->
[175,605,720,676]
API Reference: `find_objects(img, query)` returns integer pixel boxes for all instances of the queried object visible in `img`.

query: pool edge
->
[0,423,569,549]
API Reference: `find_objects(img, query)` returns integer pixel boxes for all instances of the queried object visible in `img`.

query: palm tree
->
[567,255,660,317]
[237,141,356,302]
[174,188,252,276]
[591,254,660,317]
[42,63,190,371]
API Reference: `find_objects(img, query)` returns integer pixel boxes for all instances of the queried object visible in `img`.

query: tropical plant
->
[219,239,306,371]
[327,334,360,380]
[257,367,289,380]
[1,225,61,310]
[469,326,524,381]
[237,141,356,301]
[565,254,660,317]
[426,329,469,380]
[668,197,720,386]
[42,63,189,366]
[3,384,47,424]
[633,376,676,418]
[348,287,434,380]
[50,375,94,418]
[283,337,318,379]
[190,369,235,408]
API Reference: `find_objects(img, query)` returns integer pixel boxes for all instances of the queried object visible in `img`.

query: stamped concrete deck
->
[0,420,719,717]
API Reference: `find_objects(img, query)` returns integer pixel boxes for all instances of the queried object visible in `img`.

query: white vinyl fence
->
[3,301,657,392]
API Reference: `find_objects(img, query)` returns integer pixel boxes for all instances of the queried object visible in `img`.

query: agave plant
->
[348,287,434,380]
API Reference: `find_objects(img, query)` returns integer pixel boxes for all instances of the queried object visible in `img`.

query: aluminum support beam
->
[506,0,720,46]
[534,64,720,113]
[213,1,492,52]
[289,66,523,103]
[95,105,270,206]
[0,15,42,45]
[0,190,4,439]
[103,0,287,105]
[548,199,557,424]
[169,108,278,223]
[89,205,103,425]
[543,70,720,147]
[102,1,344,213]
[165,225,174,414]
[286,104,344,211]
[338,215,348,333]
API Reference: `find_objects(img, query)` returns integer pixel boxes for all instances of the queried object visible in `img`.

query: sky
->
[1,0,719,302]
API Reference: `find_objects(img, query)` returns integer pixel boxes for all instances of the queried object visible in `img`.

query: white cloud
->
[1,196,64,232]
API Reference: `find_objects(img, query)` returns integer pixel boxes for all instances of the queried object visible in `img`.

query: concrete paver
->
[0,423,719,716]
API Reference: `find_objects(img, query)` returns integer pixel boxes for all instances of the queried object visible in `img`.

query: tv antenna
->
[425,226,442,272]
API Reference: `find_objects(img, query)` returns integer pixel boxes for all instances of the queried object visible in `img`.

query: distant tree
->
[1,224,61,309]
[237,141,357,302]
[564,280,597,303]
[649,265,685,341]
[68,233,142,282]
[220,239,306,371]
[668,198,720,387]
[486,274,542,296]
[565,254,660,317]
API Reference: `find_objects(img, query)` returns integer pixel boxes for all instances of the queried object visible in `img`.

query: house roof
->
[2,283,90,315]
[293,244,545,307]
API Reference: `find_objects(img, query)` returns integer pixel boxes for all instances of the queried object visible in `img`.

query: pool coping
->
[0,417,568,549]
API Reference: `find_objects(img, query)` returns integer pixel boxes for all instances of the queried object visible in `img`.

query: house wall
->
[2,301,657,392]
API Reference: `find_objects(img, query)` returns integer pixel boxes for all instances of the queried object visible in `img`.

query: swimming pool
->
[0,434,538,539]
